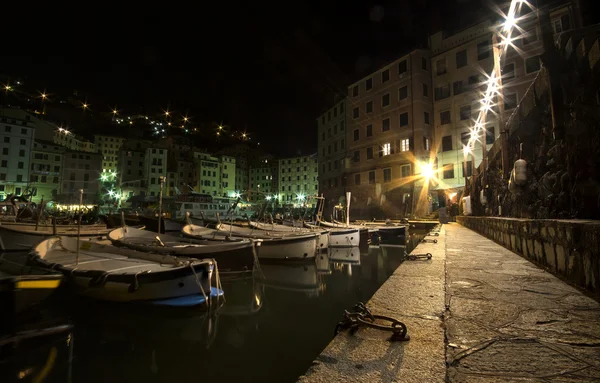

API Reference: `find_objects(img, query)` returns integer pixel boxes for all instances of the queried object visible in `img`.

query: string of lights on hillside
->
[464,0,531,157]
[2,85,258,144]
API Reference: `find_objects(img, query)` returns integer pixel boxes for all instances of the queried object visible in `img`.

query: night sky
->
[3,0,591,156]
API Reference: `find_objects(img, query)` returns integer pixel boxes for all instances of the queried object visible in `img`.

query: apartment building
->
[345,49,434,218]
[59,150,102,205]
[95,135,125,174]
[277,154,318,208]
[29,140,64,203]
[430,2,578,195]
[249,157,279,203]
[54,129,97,153]
[144,146,168,198]
[194,152,222,196]
[0,110,36,199]
[317,98,346,210]
[117,149,146,203]
[217,143,250,192]
[220,155,236,198]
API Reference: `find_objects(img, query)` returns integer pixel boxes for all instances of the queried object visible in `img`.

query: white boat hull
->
[329,229,361,247]
[257,236,318,260]
[0,224,108,251]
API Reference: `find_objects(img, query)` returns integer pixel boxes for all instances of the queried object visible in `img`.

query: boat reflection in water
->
[1,323,73,383]
[329,246,361,264]
[315,251,331,275]
[258,262,322,297]
[219,274,264,317]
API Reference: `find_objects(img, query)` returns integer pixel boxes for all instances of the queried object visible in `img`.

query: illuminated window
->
[383,143,391,156]
[401,139,410,152]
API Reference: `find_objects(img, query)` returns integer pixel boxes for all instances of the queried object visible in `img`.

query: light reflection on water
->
[3,229,428,383]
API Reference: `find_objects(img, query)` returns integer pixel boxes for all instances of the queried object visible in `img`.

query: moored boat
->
[30,236,220,305]
[249,220,329,250]
[0,222,110,251]
[329,246,361,264]
[183,223,318,261]
[108,226,257,274]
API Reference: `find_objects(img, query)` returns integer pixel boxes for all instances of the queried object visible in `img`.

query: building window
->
[434,85,450,100]
[366,147,373,159]
[440,110,451,125]
[366,125,373,137]
[368,171,375,184]
[436,59,447,75]
[353,129,360,141]
[398,60,407,75]
[401,165,411,178]
[442,136,453,152]
[0,160,6,167]
[341,139,345,149]
[382,118,390,132]
[5,126,11,132]
[424,112,430,125]
[352,86,358,97]
[552,15,571,33]
[4,137,9,143]
[525,56,541,73]
[423,83,428,97]
[460,105,471,120]
[421,57,427,70]
[366,78,373,91]
[456,49,467,68]
[399,113,409,127]
[463,161,473,177]
[443,164,455,179]
[477,41,490,60]
[486,127,495,145]
[423,137,430,151]
[522,29,537,45]
[353,107,359,119]
[381,69,390,83]
[503,63,515,80]
[353,150,360,162]
[17,161,23,169]
[16,175,22,182]
[401,138,410,152]
[398,86,408,100]
[382,143,391,156]
[504,93,517,109]
[461,132,471,146]
[382,93,390,107]
[354,174,360,185]
[453,80,465,96]
[20,139,26,145]
[366,101,373,113]
[383,168,392,182]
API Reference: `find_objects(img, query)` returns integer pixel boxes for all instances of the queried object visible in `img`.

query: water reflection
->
[1,228,431,383]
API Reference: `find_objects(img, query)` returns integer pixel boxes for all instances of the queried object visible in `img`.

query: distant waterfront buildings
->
[277,153,319,208]
[0,109,36,199]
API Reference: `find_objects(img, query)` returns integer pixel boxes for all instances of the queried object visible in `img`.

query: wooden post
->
[157,176,165,234]
[35,197,44,231]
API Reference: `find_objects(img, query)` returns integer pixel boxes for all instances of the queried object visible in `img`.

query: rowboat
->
[0,222,110,251]
[248,221,329,249]
[107,226,257,274]
[182,223,318,261]
[30,236,221,306]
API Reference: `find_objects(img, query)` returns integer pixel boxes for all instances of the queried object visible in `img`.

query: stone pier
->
[299,223,600,382]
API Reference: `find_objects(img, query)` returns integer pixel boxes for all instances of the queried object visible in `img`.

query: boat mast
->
[346,191,351,227]
[157,176,165,234]
[76,189,83,265]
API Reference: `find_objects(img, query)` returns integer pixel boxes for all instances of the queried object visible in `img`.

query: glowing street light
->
[40,92,47,100]
[421,163,435,179]
[112,107,118,116]
[296,194,305,201]
[265,195,272,201]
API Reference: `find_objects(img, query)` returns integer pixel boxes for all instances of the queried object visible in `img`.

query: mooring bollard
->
[421,238,438,243]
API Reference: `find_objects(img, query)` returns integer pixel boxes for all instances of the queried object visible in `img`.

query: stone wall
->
[456,216,600,295]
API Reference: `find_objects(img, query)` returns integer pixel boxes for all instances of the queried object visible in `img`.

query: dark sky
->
[5,0,589,156]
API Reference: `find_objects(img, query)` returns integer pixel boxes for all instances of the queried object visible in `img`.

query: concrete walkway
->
[299,223,600,382]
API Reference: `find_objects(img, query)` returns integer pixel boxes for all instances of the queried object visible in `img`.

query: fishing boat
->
[0,221,110,251]
[183,223,318,261]
[248,220,329,249]
[29,236,222,306]
[0,271,62,322]
[172,193,255,222]
[107,226,257,274]
[305,222,360,247]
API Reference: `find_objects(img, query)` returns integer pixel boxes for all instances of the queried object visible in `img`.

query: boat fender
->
[514,159,527,185]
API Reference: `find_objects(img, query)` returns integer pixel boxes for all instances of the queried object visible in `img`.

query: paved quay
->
[299,223,600,382]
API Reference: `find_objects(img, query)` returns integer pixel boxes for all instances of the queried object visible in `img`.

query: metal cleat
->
[405,253,432,261]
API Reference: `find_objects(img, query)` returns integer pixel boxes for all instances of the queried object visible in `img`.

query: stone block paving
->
[445,223,600,382]
[299,223,600,383]
[299,226,447,383]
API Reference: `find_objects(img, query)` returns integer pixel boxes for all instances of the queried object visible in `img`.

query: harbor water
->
[1,229,428,383]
